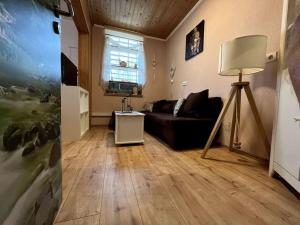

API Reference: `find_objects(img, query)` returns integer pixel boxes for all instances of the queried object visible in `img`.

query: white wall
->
[60,0,78,66]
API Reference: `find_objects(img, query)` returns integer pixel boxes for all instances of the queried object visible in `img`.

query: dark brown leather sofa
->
[144,96,223,150]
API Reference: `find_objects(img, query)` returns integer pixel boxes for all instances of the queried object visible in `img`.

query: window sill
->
[104,93,143,98]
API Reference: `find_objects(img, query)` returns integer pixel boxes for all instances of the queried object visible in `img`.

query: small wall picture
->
[185,20,205,60]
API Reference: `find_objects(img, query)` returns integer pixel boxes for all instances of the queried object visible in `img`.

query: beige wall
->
[91,26,168,125]
[165,0,283,158]
[90,0,284,158]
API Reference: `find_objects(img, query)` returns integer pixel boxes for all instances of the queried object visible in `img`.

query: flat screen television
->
[61,53,78,86]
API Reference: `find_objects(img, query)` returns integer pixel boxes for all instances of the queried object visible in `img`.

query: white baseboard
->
[91,112,112,125]
[92,112,112,117]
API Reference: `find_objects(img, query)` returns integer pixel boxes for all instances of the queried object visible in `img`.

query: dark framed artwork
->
[185,20,205,60]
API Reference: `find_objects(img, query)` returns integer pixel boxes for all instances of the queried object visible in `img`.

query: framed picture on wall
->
[185,20,205,60]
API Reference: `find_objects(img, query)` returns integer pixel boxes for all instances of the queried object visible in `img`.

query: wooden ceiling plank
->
[120,0,126,27]
[135,0,145,31]
[119,0,127,27]
[161,0,199,38]
[87,0,94,23]
[157,0,187,37]
[128,0,138,28]
[109,0,113,25]
[167,0,202,36]
[97,0,105,24]
[112,0,116,24]
[104,0,111,25]
[117,0,122,25]
[147,0,173,37]
[165,2,195,35]
[125,0,134,27]
[137,0,152,30]
[88,0,200,39]
[100,0,105,24]
[96,0,105,25]
[142,0,159,31]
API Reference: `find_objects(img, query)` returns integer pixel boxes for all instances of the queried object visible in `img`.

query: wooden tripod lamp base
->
[201,81,270,158]
[201,35,271,159]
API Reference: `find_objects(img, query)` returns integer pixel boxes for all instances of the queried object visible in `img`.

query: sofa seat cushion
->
[145,112,213,128]
[144,112,215,149]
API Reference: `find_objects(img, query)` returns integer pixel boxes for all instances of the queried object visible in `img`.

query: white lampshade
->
[218,35,268,76]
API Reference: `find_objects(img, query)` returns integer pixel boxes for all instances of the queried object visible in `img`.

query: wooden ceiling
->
[88,0,200,39]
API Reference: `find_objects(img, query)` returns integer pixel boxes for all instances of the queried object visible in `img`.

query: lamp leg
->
[201,86,237,158]
[244,85,270,154]
[233,88,242,150]
[229,95,237,151]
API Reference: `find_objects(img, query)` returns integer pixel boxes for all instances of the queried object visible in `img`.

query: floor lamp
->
[201,35,271,158]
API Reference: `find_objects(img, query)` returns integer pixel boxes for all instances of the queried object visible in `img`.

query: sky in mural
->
[0,0,60,80]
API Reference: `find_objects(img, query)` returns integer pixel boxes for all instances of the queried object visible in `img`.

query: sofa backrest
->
[208,97,223,120]
[152,100,177,114]
[152,97,223,119]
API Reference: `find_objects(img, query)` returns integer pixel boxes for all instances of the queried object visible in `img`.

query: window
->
[102,29,145,95]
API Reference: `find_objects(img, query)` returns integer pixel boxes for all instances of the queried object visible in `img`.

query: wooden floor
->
[54,126,300,225]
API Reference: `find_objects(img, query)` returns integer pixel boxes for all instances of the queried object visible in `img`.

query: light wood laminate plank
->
[127,145,187,225]
[55,128,107,222]
[55,126,300,225]
[55,215,100,225]
[99,133,143,225]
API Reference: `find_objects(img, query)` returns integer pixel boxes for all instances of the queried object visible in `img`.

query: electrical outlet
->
[266,51,278,63]
[223,122,232,132]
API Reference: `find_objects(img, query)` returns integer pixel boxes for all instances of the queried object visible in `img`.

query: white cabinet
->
[61,85,89,141]
[271,69,300,192]
[115,111,145,144]
[269,0,300,193]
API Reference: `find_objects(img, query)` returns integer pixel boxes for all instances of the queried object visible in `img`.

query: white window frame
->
[101,29,145,90]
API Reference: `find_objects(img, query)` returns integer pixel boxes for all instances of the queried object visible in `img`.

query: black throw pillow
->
[178,89,209,118]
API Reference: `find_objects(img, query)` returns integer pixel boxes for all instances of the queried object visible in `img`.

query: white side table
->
[115,111,145,144]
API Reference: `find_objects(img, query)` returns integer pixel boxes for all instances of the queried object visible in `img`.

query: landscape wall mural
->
[0,0,62,225]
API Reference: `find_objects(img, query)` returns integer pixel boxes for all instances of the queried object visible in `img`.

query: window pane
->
[111,55,119,60]
[120,52,128,56]
[104,34,144,85]
[109,67,138,83]
[111,50,119,55]
[110,60,119,66]
[129,53,137,58]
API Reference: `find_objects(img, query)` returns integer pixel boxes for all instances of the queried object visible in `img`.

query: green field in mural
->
[0,0,62,225]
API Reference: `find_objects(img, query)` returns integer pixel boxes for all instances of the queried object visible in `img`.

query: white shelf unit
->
[61,85,89,141]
